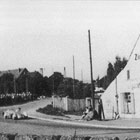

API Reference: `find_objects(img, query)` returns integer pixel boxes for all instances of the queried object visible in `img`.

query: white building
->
[102,38,140,119]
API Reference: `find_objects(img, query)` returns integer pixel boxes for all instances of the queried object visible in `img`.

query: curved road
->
[0,98,140,139]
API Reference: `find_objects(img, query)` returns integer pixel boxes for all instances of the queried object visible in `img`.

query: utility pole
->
[52,68,54,96]
[64,67,66,78]
[115,76,119,114]
[64,67,66,94]
[26,76,28,93]
[14,76,16,93]
[81,70,83,82]
[88,30,95,110]
[73,55,75,98]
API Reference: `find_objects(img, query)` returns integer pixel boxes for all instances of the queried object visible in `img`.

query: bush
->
[36,104,65,116]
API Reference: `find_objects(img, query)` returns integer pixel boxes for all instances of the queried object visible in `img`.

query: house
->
[101,39,140,119]
[0,68,28,79]
[0,68,29,93]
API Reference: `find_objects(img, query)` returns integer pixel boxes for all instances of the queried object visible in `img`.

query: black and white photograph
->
[0,0,140,139]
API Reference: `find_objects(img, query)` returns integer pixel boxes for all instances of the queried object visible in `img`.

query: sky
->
[1,0,140,82]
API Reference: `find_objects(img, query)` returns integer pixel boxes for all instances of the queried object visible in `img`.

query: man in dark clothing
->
[98,96,105,120]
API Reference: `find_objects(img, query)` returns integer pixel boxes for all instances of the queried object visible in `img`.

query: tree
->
[0,73,14,94]
[28,71,44,97]
[114,56,127,77]
[48,72,64,95]
[83,84,91,98]
[97,56,128,89]
[114,56,122,77]
[57,77,86,99]
[42,76,51,97]
[107,62,115,87]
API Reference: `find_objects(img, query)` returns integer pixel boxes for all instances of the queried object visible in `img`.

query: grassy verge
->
[36,104,83,116]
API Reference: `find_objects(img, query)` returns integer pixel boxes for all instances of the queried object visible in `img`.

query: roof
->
[29,71,43,78]
[0,68,28,79]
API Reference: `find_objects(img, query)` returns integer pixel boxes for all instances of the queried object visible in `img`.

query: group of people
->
[81,105,93,121]
[81,97,104,121]
[0,92,34,106]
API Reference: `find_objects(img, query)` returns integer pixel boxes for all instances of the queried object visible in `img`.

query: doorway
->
[121,92,135,114]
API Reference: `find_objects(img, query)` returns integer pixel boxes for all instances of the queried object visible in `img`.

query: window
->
[121,92,135,114]
[125,92,131,102]
[127,70,130,80]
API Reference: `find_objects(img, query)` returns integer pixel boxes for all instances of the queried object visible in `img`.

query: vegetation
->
[97,56,128,89]
[0,55,128,101]
[37,104,65,116]
[37,104,83,116]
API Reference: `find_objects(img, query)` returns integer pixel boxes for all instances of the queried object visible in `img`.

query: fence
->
[52,96,100,112]
[52,96,86,111]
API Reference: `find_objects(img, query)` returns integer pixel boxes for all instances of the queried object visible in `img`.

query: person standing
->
[98,96,104,120]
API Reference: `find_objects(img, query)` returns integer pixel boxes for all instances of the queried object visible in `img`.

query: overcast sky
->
[1,0,140,82]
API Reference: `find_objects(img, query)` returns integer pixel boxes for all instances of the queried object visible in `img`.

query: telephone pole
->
[14,76,16,93]
[73,55,75,98]
[88,30,95,110]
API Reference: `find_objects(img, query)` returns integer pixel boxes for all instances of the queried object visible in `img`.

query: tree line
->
[0,56,128,100]
[96,56,128,89]
[0,71,95,99]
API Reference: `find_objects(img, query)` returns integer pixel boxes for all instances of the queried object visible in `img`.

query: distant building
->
[28,71,43,78]
[0,68,28,79]
[0,68,29,93]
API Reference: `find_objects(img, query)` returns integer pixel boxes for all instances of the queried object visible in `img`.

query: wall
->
[52,96,99,112]
[67,98,85,111]
[52,95,68,111]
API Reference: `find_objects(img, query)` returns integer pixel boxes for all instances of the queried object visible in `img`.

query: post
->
[88,30,95,110]
[73,55,75,98]
[53,72,54,95]
[115,77,119,114]
[14,76,16,93]
[81,69,83,82]
[26,76,28,93]
[64,67,66,94]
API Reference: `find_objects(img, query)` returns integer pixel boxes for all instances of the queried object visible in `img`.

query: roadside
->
[28,110,140,129]
[1,98,140,130]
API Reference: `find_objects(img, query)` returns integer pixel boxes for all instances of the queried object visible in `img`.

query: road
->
[0,116,140,139]
[0,98,140,140]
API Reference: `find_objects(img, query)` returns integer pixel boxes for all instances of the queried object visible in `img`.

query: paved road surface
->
[0,98,140,140]
[0,116,140,139]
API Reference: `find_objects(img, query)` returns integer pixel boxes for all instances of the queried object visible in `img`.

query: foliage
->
[0,71,52,97]
[0,73,14,93]
[36,104,65,116]
[28,72,51,97]
[37,104,83,116]
[48,72,64,94]
[0,70,95,99]
[97,56,128,89]
[57,77,86,99]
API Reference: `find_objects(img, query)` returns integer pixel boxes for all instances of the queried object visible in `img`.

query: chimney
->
[40,68,43,76]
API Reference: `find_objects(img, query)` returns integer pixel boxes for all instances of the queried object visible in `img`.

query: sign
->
[135,54,140,60]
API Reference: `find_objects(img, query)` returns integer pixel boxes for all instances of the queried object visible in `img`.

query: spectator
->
[81,107,89,120]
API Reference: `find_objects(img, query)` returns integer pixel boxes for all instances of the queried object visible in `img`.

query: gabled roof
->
[0,68,28,79]
[29,71,43,78]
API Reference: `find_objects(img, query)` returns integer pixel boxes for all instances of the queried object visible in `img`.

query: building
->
[101,39,140,119]
[0,68,29,93]
[0,68,28,79]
